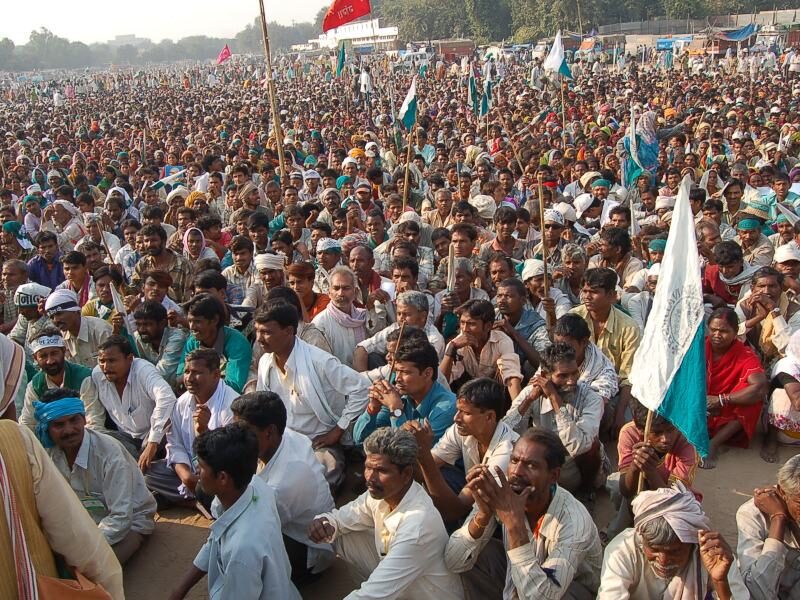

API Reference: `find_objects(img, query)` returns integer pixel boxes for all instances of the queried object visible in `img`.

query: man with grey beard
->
[502,343,605,497]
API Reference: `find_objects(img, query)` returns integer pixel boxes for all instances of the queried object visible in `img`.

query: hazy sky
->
[2,0,331,45]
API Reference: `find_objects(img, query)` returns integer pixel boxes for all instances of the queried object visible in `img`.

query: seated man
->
[132,300,187,389]
[570,268,640,439]
[407,378,519,523]
[355,335,456,445]
[362,326,452,389]
[494,277,550,372]
[311,266,368,367]
[736,266,800,364]
[20,329,93,430]
[177,293,252,393]
[308,427,465,600]
[440,298,522,398]
[255,301,368,491]
[44,288,112,368]
[736,454,800,600]
[169,425,301,600]
[35,388,157,564]
[8,281,52,359]
[599,483,747,599]
[145,349,236,509]
[703,240,757,308]
[353,290,444,371]
[504,343,605,496]
[82,335,177,470]
[606,398,701,540]
[232,391,336,582]
[445,428,602,600]
[552,314,619,406]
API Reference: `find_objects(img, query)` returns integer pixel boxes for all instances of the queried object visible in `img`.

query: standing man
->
[308,428,465,599]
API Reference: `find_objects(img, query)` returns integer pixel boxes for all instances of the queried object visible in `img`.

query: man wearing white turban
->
[598,482,749,599]
[39,199,87,252]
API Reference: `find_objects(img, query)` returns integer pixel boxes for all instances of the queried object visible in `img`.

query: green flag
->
[336,43,345,78]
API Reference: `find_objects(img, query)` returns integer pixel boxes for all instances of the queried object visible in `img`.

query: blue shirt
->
[177,326,252,393]
[497,307,546,362]
[353,380,456,445]
[194,476,300,600]
[27,253,65,289]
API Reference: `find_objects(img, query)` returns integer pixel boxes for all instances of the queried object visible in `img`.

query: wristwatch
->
[392,408,403,419]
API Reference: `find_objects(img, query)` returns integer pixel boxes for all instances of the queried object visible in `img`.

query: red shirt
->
[702,264,741,305]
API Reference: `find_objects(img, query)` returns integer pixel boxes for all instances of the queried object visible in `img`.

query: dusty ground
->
[123,437,798,600]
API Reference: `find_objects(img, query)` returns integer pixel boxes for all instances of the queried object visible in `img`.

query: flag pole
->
[637,410,654,493]
[402,131,414,209]
[257,0,287,183]
[561,75,567,131]
[536,173,554,331]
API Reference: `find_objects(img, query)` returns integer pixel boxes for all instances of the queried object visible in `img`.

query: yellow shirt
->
[570,304,641,388]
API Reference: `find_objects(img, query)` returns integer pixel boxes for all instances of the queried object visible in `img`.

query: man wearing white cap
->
[244,252,286,311]
[598,483,747,599]
[314,237,343,295]
[299,169,321,203]
[9,282,52,358]
[44,288,112,369]
[521,259,573,323]
[773,242,800,291]
[39,199,87,253]
[20,328,94,430]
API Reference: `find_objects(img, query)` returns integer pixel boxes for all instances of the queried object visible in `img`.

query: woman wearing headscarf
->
[762,328,800,463]
[0,221,34,261]
[182,227,217,262]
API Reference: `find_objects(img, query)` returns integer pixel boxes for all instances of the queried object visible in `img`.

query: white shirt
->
[317,481,465,600]
[311,306,368,367]
[531,288,572,321]
[357,321,445,359]
[195,476,301,600]
[85,358,177,444]
[257,429,335,573]
[47,428,157,545]
[598,528,750,600]
[63,316,112,369]
[166,380,238,470]
[432,421,519,476]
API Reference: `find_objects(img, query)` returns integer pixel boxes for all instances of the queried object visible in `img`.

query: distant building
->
[107,34,149,48]
[304,18,399,52]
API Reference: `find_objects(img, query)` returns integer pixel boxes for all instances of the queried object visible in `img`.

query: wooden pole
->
[560,76,567,132]
[402,131,414,209]
[637,410,654,493]
[537,173,555,331]
[387,320,407,382]
[257,0,287,183]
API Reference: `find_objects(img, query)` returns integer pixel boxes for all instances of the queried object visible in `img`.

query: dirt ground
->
[123,436,799,600]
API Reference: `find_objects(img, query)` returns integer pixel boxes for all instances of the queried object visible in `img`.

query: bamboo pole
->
[637,410,654,493]
[402,132,414,209]
[257,0,287,183]
[537,173,555,331]
[387,320,407,382]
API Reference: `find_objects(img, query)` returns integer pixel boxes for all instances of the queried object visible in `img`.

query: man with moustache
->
[308,427,465,599]
[445,428,602,599]
[20,328,93,430]
[504,343,605,496]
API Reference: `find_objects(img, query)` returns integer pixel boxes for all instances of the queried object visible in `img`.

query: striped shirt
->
[445,485,602,599]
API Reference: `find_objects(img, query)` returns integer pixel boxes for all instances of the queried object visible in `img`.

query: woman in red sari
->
[704,307,769,468]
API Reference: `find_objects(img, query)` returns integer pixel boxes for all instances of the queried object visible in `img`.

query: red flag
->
[216,44,232,65]
[322,0,371,33]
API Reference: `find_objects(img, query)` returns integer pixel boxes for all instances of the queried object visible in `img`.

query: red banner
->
[216,44,231,65]
[322,0,371,33]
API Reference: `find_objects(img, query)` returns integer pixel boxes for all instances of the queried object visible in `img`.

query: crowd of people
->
[0,44,799,599]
